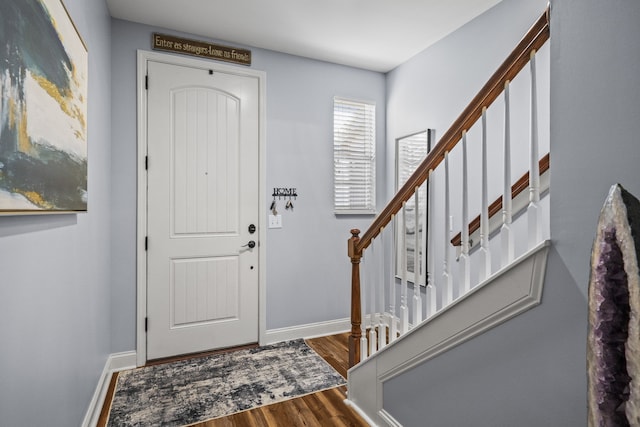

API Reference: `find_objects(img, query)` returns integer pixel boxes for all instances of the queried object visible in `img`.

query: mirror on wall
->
[395,129,434,284]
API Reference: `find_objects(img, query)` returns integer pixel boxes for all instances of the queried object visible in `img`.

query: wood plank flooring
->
[99,332,368,427]
[190,385,362,427]
[305,332,351,378]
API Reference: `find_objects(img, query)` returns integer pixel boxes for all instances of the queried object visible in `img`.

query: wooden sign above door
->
[152,33,251,66]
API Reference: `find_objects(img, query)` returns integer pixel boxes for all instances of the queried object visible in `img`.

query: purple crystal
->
[592,228,630,426]
[588,184,640,426]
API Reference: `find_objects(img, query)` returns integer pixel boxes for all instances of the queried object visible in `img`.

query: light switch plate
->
[268,214,282,229]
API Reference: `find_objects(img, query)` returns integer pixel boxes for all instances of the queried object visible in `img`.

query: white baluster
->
[400,202,409,334]
[425,169,437,319]
[368,239,377,356]
[377,228,387,349]
[360,249,368,360]
[528,50,541,248]
[459,131,471,295]
[412,186,423,327]
[479,108,491,281]
[501,80,514,266]
[388,215,398,342]
[443,152,453,306]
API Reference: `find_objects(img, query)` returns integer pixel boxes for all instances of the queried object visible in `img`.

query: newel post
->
[348,228,362,368]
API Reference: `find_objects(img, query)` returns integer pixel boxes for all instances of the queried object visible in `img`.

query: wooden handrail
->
[355,6,549,254]
[450,153,550,247]
[348,7,550,368]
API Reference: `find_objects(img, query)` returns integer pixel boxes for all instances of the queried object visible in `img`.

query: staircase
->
[345,8,551,426]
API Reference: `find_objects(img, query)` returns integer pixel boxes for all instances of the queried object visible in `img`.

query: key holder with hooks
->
[271,187,297,213]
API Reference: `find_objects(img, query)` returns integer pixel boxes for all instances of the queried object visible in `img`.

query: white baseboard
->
[108,351,138,372]
[378,409,403,426]
[344,398,381,427]
[265,317,351,344]
[82,351,137,427]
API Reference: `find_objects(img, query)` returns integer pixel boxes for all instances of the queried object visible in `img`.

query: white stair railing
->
[353,48,548,361]
[377,228,387,350]
[367,238,377,357]
[425,170,437,320]
[360,241,369,359]
[347,8,550,367]
[387,218,398,343]
[501,81,515,267]
[479,108,492,281]
[528,51,542,249]
[412,186,423,326]
[443,152,454,306]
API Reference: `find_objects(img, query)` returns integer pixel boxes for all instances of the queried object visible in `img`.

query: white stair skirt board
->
[265,318,352,345]
[82,351,137,427]
[346,240,550,426]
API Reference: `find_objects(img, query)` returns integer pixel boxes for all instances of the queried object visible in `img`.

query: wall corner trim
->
[265,318,351,344]
[82,351,137,427]
[344,398,383,427]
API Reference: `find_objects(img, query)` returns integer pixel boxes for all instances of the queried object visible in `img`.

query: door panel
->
[171,257,239,326]
[146,60,259,360]
[172,88,240,235]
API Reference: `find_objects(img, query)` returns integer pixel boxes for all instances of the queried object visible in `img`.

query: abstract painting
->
[0,0,87,213]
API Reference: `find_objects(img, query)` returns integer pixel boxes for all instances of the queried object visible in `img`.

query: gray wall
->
[0,0,113,425]
[383,0,640,425]
[110,19,386,351]
[551,0,640,297]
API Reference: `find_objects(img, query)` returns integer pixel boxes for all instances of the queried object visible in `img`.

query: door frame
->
[136,50,267,366]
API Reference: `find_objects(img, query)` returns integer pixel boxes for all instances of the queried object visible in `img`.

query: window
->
[333,97,376,214]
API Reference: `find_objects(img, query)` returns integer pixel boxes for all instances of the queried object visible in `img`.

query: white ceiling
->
[106,0,501,73]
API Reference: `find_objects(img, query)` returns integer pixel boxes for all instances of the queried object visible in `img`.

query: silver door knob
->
[242,240,256,249]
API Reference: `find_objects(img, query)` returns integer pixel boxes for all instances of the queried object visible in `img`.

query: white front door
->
[146,60,260,360]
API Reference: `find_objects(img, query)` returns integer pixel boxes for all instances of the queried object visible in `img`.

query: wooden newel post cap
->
[348,229,361,259]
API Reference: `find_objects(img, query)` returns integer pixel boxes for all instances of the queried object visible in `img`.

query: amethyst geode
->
[588,184,640,426]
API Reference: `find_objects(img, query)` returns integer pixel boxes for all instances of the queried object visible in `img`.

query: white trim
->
[265,318,351,344]
[347,240,551,425]
[82,351,137,427]
[109,351,138,372]
[136,50,267,363]
[383,239,550,380]
[334,210,377,216]
[344,398,381,427]
[81,356,111,427]
[136,51,148,367]
[378,409,403,427]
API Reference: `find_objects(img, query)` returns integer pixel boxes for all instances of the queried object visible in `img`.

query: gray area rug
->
[107,339,346,426]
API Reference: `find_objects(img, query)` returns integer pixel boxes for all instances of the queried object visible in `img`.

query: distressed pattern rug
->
[106,339,346,426]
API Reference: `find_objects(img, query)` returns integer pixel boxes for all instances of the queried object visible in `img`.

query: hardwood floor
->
[99,332,368,427]
[190,385,363,427]
[305,332,351,378]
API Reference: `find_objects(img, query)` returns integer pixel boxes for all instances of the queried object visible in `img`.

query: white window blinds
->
[333,97,376,214]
